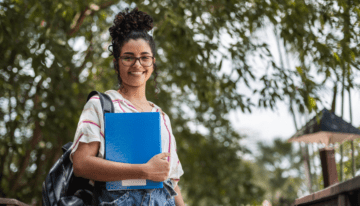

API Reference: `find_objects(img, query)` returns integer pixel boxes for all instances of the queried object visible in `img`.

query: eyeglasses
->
[119,56,154,67]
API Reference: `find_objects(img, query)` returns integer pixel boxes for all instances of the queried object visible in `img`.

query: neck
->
[118,84,147,103]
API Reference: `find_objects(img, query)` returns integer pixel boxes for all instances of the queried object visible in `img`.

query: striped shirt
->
[70,90,184,186]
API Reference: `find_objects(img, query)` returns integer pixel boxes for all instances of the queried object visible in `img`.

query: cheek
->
[146,68,154,79]
[118,65,127,78]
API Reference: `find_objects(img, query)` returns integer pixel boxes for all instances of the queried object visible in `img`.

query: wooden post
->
[319,148,339,188]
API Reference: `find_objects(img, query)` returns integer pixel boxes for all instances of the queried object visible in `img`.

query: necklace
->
[131,101,152,112]
[125,99,153,112]
[117,90,153,112]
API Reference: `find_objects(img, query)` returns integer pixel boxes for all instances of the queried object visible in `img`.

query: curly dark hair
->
[108,7,158,95]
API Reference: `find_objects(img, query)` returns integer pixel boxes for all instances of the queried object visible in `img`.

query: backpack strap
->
[87,91,114,121]
[62,142,73,153]
[42,91,115,206]
[86,91,114,159]
[86,91,114,204]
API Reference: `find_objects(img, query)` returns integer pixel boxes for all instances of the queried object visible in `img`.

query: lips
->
[129,71,146,76]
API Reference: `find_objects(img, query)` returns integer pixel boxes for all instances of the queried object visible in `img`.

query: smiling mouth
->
[129,71,146,76]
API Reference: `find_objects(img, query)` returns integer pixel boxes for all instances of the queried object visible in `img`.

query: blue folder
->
[104,112,163,190]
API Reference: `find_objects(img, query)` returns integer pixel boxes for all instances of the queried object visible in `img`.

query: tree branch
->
[10,80,45,193]
[67,1,115,37]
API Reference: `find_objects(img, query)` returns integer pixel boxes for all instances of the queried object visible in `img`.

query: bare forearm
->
[174,184,185,206]
[73,155,148,182]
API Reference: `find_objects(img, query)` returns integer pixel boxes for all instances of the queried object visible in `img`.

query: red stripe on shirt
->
[113,99,126,112]
[162,114,171,162]
[82,120,100,128]
[72,132,104,149]
[81,121,104,138]
[126,103,138,111]
[90,97,128,112]
[73,133,84,149]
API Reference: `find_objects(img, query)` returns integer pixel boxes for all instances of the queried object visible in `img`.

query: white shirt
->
[70,90,184,186]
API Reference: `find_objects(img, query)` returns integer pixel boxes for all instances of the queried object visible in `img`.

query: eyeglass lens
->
[122,57,153,67]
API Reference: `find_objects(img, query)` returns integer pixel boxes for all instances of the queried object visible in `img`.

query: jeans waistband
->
[95,178,176,195]
[163,178,178,197]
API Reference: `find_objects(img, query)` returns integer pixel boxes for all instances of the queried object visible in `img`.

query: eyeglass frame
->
[118,56,155,67]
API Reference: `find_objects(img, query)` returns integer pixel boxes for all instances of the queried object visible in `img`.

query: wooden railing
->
[0,198,30,206]
[292,175,360,206]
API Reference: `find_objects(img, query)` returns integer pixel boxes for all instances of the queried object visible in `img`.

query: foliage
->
[0,0,117,203]
[0,0,269,204]
[2,0,360,205]
[336,139,360,181]
[270,0,360,112]
[253,138,304,205]
[304,139,360,193]
[263,0,360,198]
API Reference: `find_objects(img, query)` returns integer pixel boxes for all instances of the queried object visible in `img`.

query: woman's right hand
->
[145,153,171,182]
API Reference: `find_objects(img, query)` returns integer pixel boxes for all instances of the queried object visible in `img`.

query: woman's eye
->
[124,57,133,61]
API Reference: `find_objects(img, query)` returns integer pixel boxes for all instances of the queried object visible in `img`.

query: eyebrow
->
[123,52,150,55]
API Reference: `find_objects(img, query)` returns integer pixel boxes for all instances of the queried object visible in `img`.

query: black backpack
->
[42,91,114,206]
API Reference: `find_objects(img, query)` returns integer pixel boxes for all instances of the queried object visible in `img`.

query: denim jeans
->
[94,179,177,206]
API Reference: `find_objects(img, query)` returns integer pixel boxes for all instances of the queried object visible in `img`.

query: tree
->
[2,0,360,204]
[0,0,269,204]
[266,0,360,191]
[0,0,117,203]
[254,138,304,206]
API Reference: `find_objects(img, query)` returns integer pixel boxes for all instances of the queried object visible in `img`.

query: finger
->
[161,156,170,161]
[158,152,170,159]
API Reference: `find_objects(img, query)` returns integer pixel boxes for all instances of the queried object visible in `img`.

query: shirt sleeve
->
[69,96,105,162]
[164,113,184,187]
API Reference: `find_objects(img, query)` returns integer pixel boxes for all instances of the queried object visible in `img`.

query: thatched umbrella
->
[288,108,360,187]
[288,108,360,145]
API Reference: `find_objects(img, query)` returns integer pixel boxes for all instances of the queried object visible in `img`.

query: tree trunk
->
[348,74,355,177]
[303,143,313,194]
[331,83,337,113]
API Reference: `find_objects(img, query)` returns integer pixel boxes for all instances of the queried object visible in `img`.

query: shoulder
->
[148,101,171,121]
[84,95,101,109]
[85,90,122,107]
[80,94,103,121]
[104,89,123,101]
[83,90,118,110]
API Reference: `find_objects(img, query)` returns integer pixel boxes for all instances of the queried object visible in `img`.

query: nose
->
[133,58,142,67]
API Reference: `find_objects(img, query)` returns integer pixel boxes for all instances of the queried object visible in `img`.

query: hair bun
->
[109,7,154,41]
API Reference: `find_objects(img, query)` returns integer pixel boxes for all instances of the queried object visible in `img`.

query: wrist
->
[140,163,149,179]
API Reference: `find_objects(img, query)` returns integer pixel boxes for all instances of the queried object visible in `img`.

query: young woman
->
[70,7,185,206]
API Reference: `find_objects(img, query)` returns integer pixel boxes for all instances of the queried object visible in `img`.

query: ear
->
[154,57,156,64]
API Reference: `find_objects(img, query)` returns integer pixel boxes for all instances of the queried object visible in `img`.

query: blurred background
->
[1,0,360,205]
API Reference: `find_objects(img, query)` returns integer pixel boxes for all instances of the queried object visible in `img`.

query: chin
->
[123,81,147,88]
